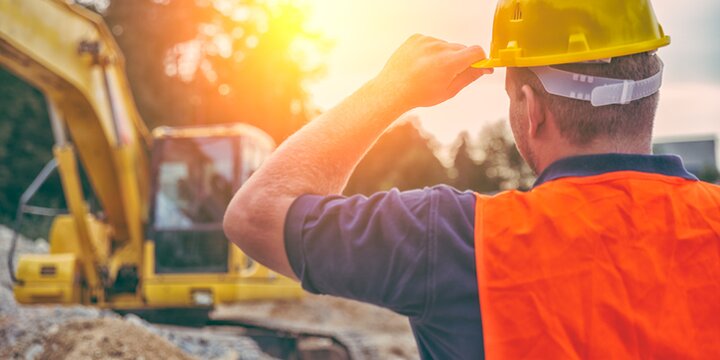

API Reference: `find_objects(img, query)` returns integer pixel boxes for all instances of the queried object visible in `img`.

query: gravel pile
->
[0,290,116,359]
[0,225,269,360]
[0,285,269,360]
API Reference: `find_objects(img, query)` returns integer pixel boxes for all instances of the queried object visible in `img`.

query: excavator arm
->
[0,0,149,292]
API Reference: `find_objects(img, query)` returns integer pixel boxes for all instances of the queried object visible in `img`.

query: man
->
[224,0,720,358]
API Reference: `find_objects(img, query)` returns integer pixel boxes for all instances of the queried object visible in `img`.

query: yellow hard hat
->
[473,0,671,68]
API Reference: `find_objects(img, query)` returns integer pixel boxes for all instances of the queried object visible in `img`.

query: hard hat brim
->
[472,36,670,69]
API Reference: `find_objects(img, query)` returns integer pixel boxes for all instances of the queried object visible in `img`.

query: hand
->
[371,34,492,111]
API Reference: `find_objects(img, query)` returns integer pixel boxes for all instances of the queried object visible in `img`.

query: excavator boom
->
[0,0,149,251]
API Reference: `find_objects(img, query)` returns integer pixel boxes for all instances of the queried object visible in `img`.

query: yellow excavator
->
[1,1,369,358]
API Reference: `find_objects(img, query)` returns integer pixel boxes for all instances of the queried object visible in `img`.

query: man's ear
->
[521,85,545,139]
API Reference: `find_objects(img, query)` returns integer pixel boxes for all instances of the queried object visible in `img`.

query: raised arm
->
[223,35,491,278]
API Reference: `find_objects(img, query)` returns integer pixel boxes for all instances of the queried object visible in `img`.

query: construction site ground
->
[0,225,418,359]
[215,295,419,359]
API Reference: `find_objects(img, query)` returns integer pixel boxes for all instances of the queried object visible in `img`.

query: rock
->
[124,313,150,328]
[0,225,47,290]
[45,325,59,336]
[0,286,18,316]
[32,240,48,253]
[23,343,44,360]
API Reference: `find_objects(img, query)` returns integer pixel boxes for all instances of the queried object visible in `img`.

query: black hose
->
[7,159,59,286]
[8,207,24,285]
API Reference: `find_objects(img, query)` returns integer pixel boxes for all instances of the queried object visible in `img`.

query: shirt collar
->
[534,153,698,188]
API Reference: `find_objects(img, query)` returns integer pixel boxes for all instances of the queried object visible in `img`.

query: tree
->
[451,120,535,193]
[345,117,449,195]
[0,70,66,236]
[451,131,492,191]
[104,0,328,142]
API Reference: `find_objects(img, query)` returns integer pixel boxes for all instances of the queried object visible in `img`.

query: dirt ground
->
[215,293,419,359]
[2,294,418,360]
[3,318,194,360]
[43,318,193,360]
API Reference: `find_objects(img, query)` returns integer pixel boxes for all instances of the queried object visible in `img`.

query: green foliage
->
[0,69,65,231]
[452,132,492,191]
[345,119,535,196]
[451,121,535,193]
[104,0,327,142]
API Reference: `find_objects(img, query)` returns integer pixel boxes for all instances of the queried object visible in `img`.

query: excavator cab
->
[141,124,302,308]
[151,133,240,274]
[150,125,265,275]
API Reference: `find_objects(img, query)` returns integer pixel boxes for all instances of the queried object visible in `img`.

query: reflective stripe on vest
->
[474,171,720,359]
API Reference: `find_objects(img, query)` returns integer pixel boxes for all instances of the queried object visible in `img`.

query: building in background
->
[654,135,719,183]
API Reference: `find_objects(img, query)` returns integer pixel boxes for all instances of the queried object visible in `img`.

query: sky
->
[304,0,720,155]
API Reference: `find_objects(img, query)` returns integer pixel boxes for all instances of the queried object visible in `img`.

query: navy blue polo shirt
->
[283,154,697,359]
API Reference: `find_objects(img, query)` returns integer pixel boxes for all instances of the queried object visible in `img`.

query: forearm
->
[261,79,407,197]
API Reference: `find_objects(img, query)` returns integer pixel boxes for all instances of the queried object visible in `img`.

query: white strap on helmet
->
[528,61,664,107]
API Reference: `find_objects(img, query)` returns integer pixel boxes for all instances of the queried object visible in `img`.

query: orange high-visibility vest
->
[474,171,720,359]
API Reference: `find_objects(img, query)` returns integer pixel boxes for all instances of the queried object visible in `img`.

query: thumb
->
[447,67,490,98]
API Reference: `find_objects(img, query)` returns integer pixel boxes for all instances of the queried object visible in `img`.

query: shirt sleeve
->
[283,186,475,318]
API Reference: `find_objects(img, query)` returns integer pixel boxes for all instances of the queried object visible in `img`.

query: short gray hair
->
[508,53,663,146]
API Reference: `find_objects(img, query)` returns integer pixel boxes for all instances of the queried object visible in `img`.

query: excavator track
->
[140,311,377,360]
[203,317,376,360]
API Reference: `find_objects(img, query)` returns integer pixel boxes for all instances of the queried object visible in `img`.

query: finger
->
[408,33,443,47]
[422,37,461,54]
[436,42,466,52]
[450,45,489,70]
[447,67,487,97]
[406,33,424,43]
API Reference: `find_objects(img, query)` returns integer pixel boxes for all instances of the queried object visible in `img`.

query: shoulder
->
[426,185,477,240]
[290,185,476,223]
[283,185,479,315]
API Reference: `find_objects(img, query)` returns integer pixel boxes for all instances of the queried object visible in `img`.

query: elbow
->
[223,188,273,253]
[223,192,252,250]
[224,186,299,279]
